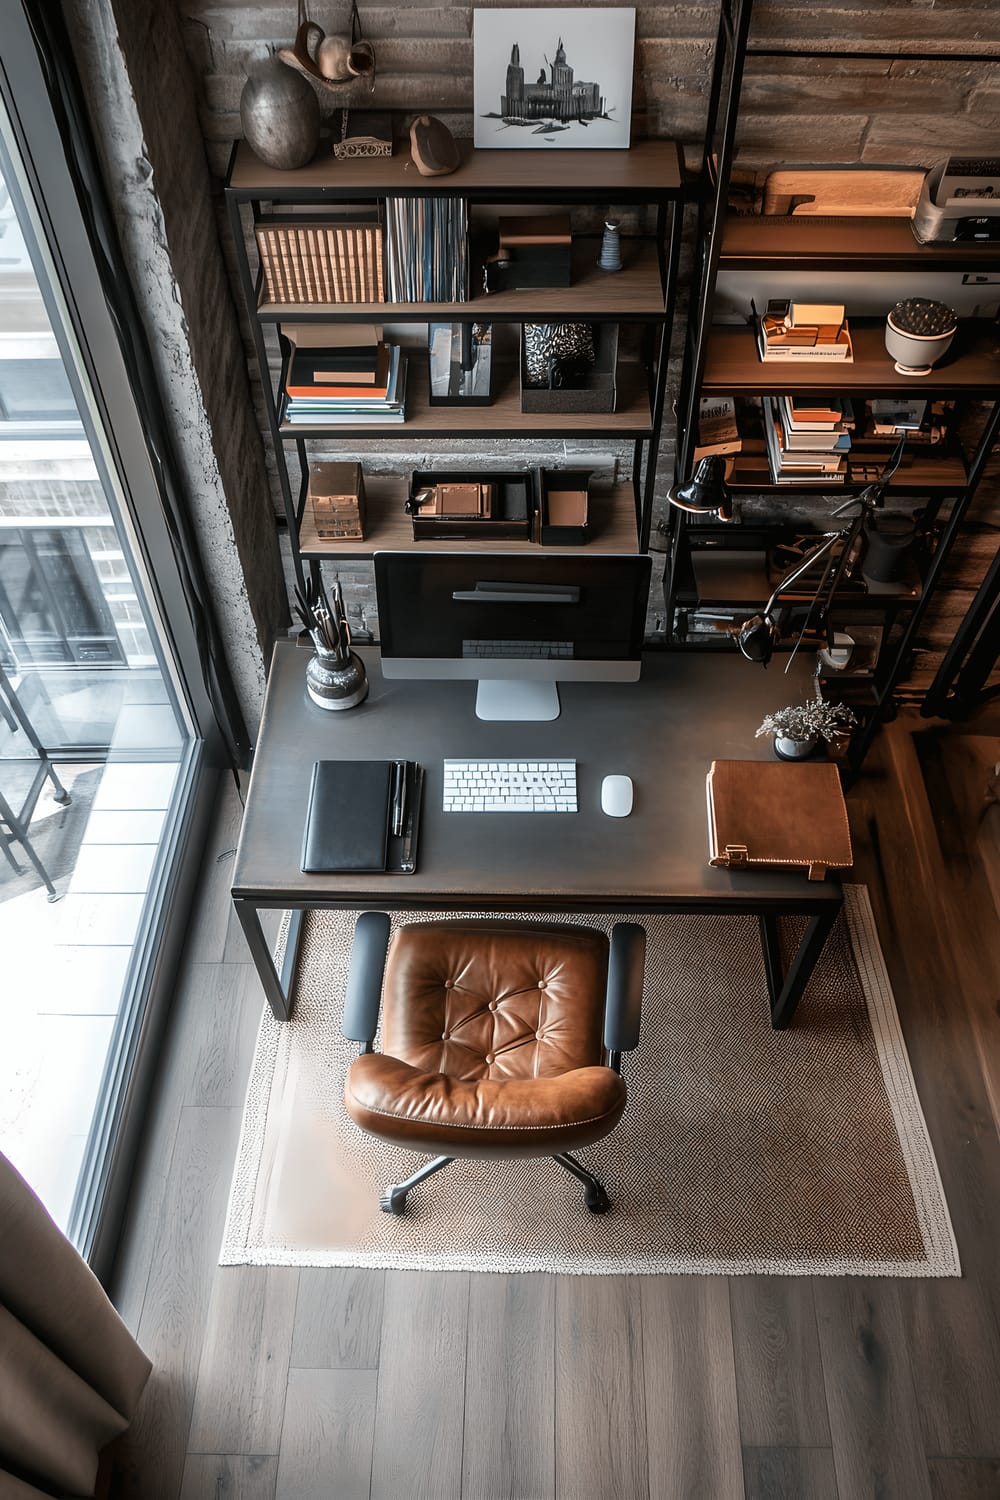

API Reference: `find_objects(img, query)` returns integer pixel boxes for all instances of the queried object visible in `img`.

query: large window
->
[0,8,232,1270]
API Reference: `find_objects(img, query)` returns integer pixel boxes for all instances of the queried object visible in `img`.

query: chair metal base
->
[379,1150,612,1215]
[552,1150,612,1213]
[380,1155,455,1214]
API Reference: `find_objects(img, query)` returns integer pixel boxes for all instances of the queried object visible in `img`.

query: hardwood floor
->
[108,717,1000,1500]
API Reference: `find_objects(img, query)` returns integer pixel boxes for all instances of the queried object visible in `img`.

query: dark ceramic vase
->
[240,58,320,170]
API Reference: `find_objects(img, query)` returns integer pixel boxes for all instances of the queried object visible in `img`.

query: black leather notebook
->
[301,760,392,873]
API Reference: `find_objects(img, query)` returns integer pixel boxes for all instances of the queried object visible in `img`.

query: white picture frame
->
[473,8,635,150]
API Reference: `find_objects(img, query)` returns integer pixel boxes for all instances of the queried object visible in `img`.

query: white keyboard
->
[443,759,577,813]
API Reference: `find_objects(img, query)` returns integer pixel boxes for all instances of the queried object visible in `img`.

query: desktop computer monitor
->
[374,550,652,720]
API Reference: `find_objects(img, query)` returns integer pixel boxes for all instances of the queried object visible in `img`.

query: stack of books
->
[384,196,469,303]
[283,326,407,426]
[763,395,854,484]
[756,300,853,362]
[255,219,384,304]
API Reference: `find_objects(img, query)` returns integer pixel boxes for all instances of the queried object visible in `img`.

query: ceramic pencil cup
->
[305,647,369,710]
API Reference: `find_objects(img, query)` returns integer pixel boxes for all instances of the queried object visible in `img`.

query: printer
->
[912,156,1000,244]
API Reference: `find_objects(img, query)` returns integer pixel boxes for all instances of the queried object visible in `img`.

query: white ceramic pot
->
[884,312,956,376]
[774,734,818,760]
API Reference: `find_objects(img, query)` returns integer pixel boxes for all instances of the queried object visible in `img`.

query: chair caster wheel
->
[585,1184,611,1214]
[380,1188,407,1215]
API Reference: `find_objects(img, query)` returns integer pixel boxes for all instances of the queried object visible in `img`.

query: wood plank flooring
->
[108,718,1000,1500]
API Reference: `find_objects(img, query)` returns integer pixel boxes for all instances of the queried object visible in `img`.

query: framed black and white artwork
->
[473,8,635,150]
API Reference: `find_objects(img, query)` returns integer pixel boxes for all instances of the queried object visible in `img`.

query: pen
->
[391,760,406,837]
[400,765,423,873]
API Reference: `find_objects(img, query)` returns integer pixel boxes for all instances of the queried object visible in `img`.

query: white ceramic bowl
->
[884,313,956,376]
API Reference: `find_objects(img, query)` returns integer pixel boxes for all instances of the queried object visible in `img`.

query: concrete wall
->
[63,0,289,735]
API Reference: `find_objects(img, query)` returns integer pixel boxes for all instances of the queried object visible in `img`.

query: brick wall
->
[178,0,1000,685]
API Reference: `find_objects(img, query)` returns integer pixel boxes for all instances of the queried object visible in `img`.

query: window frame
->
[1,2,241,1277]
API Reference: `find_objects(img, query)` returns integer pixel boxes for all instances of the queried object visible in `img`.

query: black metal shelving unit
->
[666,0,1000,769]
[223,139,691,596]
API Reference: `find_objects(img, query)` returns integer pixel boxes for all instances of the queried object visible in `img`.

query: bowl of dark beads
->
[885,297,958,376]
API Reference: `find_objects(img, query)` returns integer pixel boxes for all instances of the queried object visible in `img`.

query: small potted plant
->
[756,695,857,760]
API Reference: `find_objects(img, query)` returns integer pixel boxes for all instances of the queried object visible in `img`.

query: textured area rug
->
[221,886,959,1276]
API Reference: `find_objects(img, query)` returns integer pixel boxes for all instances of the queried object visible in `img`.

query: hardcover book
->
[706,760,853,881]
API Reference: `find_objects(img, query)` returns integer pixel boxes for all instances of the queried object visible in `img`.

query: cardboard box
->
[520,323,618,414]
[538,468,591,546]
[309,461,366,539]
[408,470,531,540]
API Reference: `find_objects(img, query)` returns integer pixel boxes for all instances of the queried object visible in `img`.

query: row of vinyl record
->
[384,196,469,303]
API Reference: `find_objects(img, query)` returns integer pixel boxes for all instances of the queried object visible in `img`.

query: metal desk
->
[232,643,844,1028]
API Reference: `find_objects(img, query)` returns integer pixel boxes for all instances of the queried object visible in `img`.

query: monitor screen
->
[375,550,651,720]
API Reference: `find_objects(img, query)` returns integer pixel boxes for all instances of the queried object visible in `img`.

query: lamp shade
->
[666,455,733,519]
[736,612,778,664]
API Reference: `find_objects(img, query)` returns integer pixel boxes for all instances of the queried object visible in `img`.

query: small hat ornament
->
[279,1,376,92]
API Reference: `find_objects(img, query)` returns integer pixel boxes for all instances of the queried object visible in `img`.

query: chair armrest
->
[603,922,645,1059]
[341,912,392,1045]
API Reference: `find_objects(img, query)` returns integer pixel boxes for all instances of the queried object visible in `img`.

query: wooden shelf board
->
[228,138,686,201]
[701,320,1000,395]
[258,239,666,322]
[279,359,652,438]
[298,476,639,558]
[719,214,1000,271]
[726,443,967,494]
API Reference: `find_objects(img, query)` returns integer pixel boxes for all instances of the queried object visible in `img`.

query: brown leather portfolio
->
[706,759,853,881]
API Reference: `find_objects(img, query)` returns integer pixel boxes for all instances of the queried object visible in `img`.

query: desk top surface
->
[232,643,843,911]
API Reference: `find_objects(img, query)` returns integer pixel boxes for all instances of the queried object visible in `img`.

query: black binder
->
[300,759,423,874]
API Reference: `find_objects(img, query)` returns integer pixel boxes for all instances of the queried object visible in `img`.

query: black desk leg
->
[234,899,305,1022]
[758,904,841,1030]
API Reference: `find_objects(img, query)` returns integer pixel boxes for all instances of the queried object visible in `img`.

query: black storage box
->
[520,322,618,414]
[537,468,592,546]
[487,214,572,291]
[408,469,532,540]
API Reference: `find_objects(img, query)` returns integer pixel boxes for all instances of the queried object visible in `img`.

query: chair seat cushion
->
[345,1054,627,1159]
[382,922,610,1082]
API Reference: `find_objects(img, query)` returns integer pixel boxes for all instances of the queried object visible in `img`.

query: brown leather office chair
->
[341,914,645,1215]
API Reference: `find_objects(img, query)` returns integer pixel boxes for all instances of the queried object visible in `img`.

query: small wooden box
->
[538,468,591,546]
[309,462,366,540]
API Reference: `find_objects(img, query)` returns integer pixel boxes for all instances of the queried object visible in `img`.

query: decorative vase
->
[240,57,320,170]
[597,218,623,272]
[774,734,818,761]
[305,648,369,710]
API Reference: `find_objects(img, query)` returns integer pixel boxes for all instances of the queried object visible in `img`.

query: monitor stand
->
[475,679,561,721]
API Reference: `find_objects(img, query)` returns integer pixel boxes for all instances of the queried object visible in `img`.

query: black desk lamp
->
[666,455,734,521]
[735,435,908,666]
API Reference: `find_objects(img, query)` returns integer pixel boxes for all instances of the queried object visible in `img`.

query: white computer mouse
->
[601,774,633,818]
